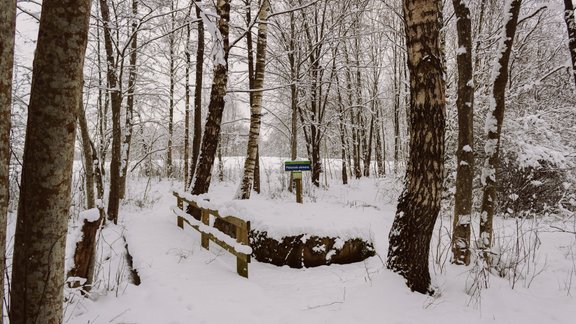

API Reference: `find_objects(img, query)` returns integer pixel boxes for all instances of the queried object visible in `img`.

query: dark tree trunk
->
[10,1,91,322]
[100,0,123,224]
[78,101,95,210]
[184,9,192,188]
[166,0,176,178]
[564,0,576,88]
[188,0,204,187]
[119,0,138,199]
[335,74,348,185]
[190,0,230,196]
[479,0,522,256]
[363,116,374,177]
[375,107,385,177]
[387,0,446,295]
[0,1,16,322]
[451,0,474,266]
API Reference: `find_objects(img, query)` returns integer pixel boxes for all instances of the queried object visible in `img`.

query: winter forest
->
[1,0,575,323]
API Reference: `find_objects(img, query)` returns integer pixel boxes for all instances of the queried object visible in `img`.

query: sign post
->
[284,160,311,203]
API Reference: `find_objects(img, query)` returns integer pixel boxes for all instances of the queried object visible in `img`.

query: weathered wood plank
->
[173,191,251,278]
[201,209,209,250]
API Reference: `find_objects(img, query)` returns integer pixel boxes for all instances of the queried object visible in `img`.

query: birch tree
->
[386,0,446,294]
[10,0,91,322]
[236,0,270,199]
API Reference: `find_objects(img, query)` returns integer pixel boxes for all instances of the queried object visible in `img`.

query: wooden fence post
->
[177,197,184,229]
[236,221,250,278]
[201,209,209,250]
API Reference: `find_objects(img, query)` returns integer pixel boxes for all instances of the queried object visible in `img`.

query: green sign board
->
[284,160,311,171]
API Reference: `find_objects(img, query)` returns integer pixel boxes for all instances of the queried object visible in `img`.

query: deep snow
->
[64,174,575,324]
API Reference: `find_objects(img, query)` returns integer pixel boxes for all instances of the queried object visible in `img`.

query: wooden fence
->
[172,191,251,278]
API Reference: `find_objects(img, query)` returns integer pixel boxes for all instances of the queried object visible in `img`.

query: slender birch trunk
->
[236,0,270,199]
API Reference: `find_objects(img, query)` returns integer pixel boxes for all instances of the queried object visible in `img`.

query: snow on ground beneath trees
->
[65,177,576,324]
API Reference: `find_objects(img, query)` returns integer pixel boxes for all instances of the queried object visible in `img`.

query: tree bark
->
[190,0,230,196]
[119,0,138,199]
[564,0,576,88]
[166,0,176,178]
[479,0,522,257]
[387,0,446,295]
[188,0,204,187]
[237,0,270,199]
[0,1,16,322]
[78,101,95,210]
[100,0,123,224]
[451,0,474,266]
[184,7,192,188]
[10,1,91,322]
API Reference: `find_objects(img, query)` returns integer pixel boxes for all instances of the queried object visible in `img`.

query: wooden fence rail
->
[172,191,251,278]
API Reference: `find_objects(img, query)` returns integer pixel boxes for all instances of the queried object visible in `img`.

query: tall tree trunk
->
[375,106,385,177]
[184,8,192,188]
[289,9,298,192]
[335,74,348,185]
[237,0,270,199]
[119,0,138,199]
[166,0,176,178]
[343,45,361,179]
[69,101,103,292]
[10,1,91,322]
[363,116,374,177]
[564,0,576,88]
[393,41,401,174]
[387,0,446,295]
[100,0,123,224]
[190,0,230,196]
[188,0,204,187]
[78,101,96,210]
[451,0,474,266]
[0,1,16,322]
[479,0,522,257]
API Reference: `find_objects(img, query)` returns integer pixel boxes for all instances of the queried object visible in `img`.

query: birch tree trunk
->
[190,0,230,196]
[451,0,474,266]
[0,1,16,322]
[479,0,522,257]
[236,0,270,199]
[386,0,446,295]
[10,1,91,322]
[564,0,576,88]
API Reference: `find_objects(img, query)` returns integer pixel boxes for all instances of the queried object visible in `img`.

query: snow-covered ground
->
[62,171,575,324]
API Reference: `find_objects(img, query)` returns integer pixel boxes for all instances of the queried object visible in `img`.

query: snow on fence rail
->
[171,191,252,278]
